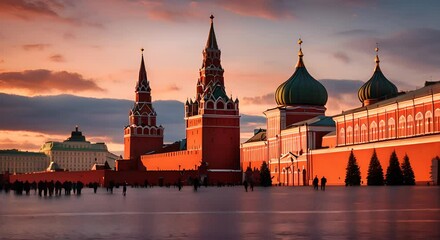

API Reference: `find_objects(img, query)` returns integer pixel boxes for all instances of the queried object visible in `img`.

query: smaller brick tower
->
[122,49,163,169]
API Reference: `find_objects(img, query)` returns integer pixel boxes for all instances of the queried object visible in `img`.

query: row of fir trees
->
[345,150,415,186]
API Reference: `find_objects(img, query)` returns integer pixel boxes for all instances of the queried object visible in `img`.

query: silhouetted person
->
[38,181,44,196]
[48,181,54,196]
[320,176,327,191]
[243,180,248,192]
[313,176,319,190]
[109,181,114,194]
[43,181,48,196]
[193,178,199,192]
[31,181,37,194]
[72,182,77,194]
[177,178,182,191]
[24,181,30,195]
[77,181,83,195]
[55,181,62,196]
[123,182,127,196]
[93,182,98,193]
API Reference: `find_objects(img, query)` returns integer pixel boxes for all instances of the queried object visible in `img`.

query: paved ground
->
[0,186,439,239]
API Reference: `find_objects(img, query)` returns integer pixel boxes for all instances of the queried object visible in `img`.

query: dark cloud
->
[337,29,377,36]
[0,69,103,94]
[137,0,293,21]
[0,0,102,27]
[0,93,183,144]
[166,84,180,91]
[49,54,65,62]
[333,51,350,63]
[242,93,274,105]
[22,43,51,51]
[320,79,364,114]
[0,93,267,145]
[348,28,440,71]
[0,0,62,20]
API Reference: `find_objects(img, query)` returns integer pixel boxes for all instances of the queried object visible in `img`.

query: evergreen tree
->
[367,149,384,185]
[260,161,272,187]
[345,150,361,186]
[401,154,415,185]
[385,151,403,185]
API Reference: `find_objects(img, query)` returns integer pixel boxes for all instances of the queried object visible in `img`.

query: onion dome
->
[275,39,328,106]
[358,46,398,106]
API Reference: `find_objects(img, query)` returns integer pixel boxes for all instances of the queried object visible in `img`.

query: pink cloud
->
[242,93,274,105]
[0,69,104,94]
[215,0,294,20]
[49,54,65,62]
[140,0,202,22]
[22,43,51,51]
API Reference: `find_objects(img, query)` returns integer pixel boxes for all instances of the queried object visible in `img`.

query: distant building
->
[40,127,118,171]
[0,149,49,174]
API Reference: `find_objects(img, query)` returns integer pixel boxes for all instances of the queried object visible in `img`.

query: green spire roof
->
[275,39,328,106]
[358,47,398,105]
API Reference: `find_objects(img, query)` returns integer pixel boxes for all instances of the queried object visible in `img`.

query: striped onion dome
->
[275,39,328,106]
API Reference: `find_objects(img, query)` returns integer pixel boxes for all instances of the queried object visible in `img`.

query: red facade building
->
[117,16,241,184]
[241,42,440,186]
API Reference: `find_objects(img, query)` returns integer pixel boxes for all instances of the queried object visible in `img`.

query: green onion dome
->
[358,47,398,105]
[275,39,328,106]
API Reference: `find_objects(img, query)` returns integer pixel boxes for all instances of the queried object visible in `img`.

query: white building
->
[0,149,49,174]
[40,127,118,171]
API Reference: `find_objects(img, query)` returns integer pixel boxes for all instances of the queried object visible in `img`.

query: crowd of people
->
[0,180,96,196]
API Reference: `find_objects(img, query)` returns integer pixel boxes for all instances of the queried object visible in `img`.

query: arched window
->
[361,124,368,143]
[216,101,225,110]
[370,121,378,141]
[227,102,234,109]
[339,128,345,145]
[379,120,386,140]
[399,115,406,137]
[435,109,440,132]
[425,111,433,133]
[388,118,395,139]
[415,112,424,135]
[206,101,214,109]
[151,128,157,135]
[354,124,359,143]
[407,115,414,136]
[143,128,149,135]
[346,126,353,144]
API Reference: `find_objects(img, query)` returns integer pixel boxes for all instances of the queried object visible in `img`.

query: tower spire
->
[205,15,219,49]
[296,38,305,68]
[136,48,151,92]
[374,43,381,71]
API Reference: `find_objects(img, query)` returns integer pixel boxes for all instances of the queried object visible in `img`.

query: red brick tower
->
[185,15,240,170]
[123,49,164,166]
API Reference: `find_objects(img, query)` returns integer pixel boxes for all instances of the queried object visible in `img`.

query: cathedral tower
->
[123,50,164,163]
[185,15,240,170]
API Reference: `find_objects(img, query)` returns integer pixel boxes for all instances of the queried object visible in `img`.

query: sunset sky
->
[1,0,440,155]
